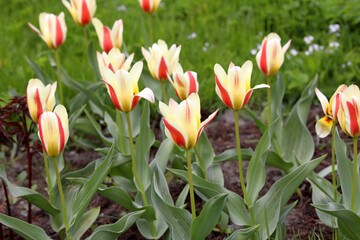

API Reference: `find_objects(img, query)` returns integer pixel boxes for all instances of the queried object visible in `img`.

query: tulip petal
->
[215,75,233,109]
[159,101,173,121]
[102,79,122,111]
[259,38,268,75]
[157,56,169,80]
[196,109,219,144]
[315,88,329,115]
[315,116,333,138]
[80,0,91,25]
[186,71,198,96]
[130,61,143,85]
[241,60,253,91]
[282,39,292,54]
[135,87,155,103]
[123,53,134,71]
[214,64,227,85]
[163,118,187,148]
[346,100,360,137]
[332,92,342,121]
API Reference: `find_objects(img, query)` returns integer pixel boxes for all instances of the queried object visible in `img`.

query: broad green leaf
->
[69,105,86,131]
[87,42,101,80]
[224,225,260,240]
[206,163,224,186]
[150,138,174,173]
[271,73,285,123]
[253,156,324,239]
[191,193,228,240]
[85,210,145,240]
[26,57,51,84]
[141,73,162,101]
[104,111,130,153]
[313,203,360,240]
[69,144,115,228]
[213,148,253,163]
[0,214,51,240]
[70,207,100,240]
[175,184,189,208]
[244,107,267,133]
[84,109,112,145]
[195,132,215,169]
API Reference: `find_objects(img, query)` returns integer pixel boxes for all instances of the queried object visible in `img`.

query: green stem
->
[83,26,88,50]
[43,148,53,204]
[161,81,167,105]
[125,112,157,237]
[148,13,154,44]
[331,124,337,201]
[194,146,207,180]
[55,49,63,103]
[52,157,71,240]
[234,110,254,225]
[116,110,126,153]
[186,149,196,220]
[351,137,358,211]
[267,76,271,125]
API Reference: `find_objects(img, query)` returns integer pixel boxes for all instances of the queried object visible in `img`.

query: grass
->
[1,0,359,110]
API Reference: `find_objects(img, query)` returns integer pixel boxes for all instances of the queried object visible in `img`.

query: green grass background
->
[1,0,359,110]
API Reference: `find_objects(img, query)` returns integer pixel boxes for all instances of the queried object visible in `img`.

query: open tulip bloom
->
[26,79,57,124]
[168,68,199,101]
[97,48,134,75]
[138,0,161,14]
[28,12,67,50]
[92,18,123,53]
[62,0,96,26]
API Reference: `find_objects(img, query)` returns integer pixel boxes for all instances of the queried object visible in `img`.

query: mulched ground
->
[0,105,353,239]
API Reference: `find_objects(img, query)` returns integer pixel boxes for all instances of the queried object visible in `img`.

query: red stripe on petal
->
[158,56,168,80]
[333,93,341,121]
[38,115,48,154]
[102,27,113,53]
[55,113,65,154]
[102,79,122,111]
[347,101,360,136]
[215,75,233,109]
[185,101,191,124]
[187,71,197,95]
[242,89,253,108]
[55,16,64,47]
[130,96,140,111]
[142,0,151,12]
[80,0,91,25]
[35,89,44,121]
[260,39,268,75]
[108,63,115,73]
[163,118,186,148]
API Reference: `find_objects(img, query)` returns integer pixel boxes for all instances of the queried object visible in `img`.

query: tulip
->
[256,33,291,77]
[97,48,134,75]
[315,85,347,138]
[214,61,269,111]
[101,61,155,112]
[38,105,69,158]
[28,12,67,49]
[26,79,57,124]
[168,67,199,101]
[62,0,96,26]
[92,18,123,53]
[138,0,161,14]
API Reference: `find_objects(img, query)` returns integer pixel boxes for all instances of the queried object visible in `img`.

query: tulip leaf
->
[175,184,190,208]
[85,210,145,240]
[195,132,215,169]
[87,42,101,80]
[150,138,174,173]
[104,111,130,153]
[191,193,228,240]
[244,107,267,133]
[69,104,86,131]
[253,155,324,239]
[26,57,52,84]
[207,163,224,186]
[69,144,115,229]
[224,225,260,240]
[271,73,285,123]
[141,73,163,101]
[70,207,100,240]
[0,213,51,240]
[84,109,113,145]
[313,203,360,240]
[213,148,253,163]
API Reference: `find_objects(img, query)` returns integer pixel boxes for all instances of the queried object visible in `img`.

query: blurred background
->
[1,0,359,111]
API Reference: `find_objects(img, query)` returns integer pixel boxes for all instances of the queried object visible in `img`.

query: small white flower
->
[320,45,325,50]
[286,54,291,60]
[347,61,352,66]
[342,64,346,69]
[258,32,263,36]
[187,32,197,39]
[329,41,340,48]
[305,50,310,56]
[304,35,314,45]
[290,48,298,56]
[202,46,208,52]
[328,49,334,54]
[310,44,320,52]
[257,43,261,50]
[117,5,127,11]
[250,49,257,55]
[204,42,209,47]
[159,2,165,7]
[329,24,340,33]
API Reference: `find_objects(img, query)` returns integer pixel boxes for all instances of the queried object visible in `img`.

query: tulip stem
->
[351,137,358,211]
[161,81,168,105]
[43,148,53,204]
[52,157,71,240]
[331,124,337,201]
[234,110,255,226]
[194,146,207,180]
[125,112,157,237]
[55,49,63,104]
[83,26,88,50]
[116,110,126,154]
[148,13,154,44]
[267,77,271,125]
[186,149,196,220]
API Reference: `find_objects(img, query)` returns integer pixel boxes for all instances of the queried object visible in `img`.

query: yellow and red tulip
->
[28,12,67,49]
[141,39,182,81]
[26,79,57,124]
[138,0,161,14]
[38,105,69,157]
[97,48,134,76]
[159,93,218,149]
[315,85,346,138]
[62,0,96,26]
[168,67,199,101]
[256,33,291,77]
[101,61,155,112]
[92,18,123,53]
[214,61,269,111]
[337,85,360,138]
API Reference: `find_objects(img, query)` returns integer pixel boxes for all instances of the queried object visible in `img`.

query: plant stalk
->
[186,149,196,220]
[116,110,126,153]
[331,124,337,201]
[125,112,157,237]
[83,26,88,50]
[148,13,154,44]
[55,49,63,103]
[267,76,271,125]
[43,148,53,204]
[351,137,358,211]
[161,81,167,105]
[194,146,207,180]
[52,157,71,240]
[1,181,14,240]
[234,110,255,225]
[23,111,32,223]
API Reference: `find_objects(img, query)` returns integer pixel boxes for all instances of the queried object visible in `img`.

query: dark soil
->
[0,106,351,239]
